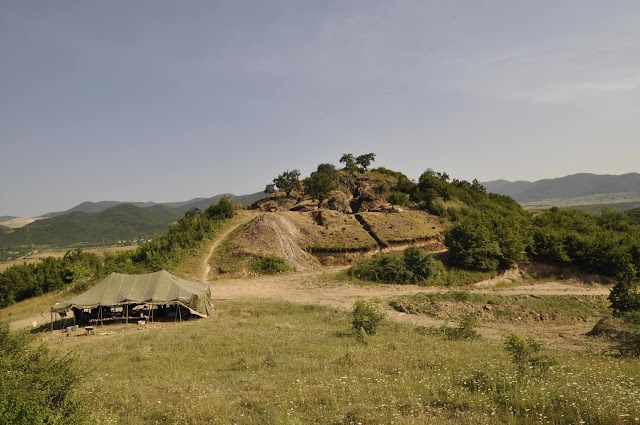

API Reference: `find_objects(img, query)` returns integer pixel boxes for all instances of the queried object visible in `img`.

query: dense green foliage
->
[271,170,301,197]
[531,207,640,275]
[0,204,182,249]
[0,323,84,424]
[303,164,339,207]
[340,153,376,172]
[387,191,411,207]
[0,198,234,308]
[348,246,445,284]
[0,250,102,307]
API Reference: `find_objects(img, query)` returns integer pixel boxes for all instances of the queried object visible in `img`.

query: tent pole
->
[126,304,129,324]
[174,304,178,323]
[50,312,53,332]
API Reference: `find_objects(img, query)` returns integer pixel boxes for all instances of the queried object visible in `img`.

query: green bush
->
[352,300,384,335]
[403,246,446,283]
[205,195,235,219]
[251,256,289,275]
[387,191,410,207]
[504,334,554,377]
[348,247,446,284]
[0,323,84,424]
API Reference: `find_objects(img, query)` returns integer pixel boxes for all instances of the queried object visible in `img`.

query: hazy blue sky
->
[2,1,639,217]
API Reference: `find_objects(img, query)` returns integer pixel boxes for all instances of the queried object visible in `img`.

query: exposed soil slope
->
[229,213,320,272]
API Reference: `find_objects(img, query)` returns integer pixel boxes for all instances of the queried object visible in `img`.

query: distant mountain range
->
[40,192,265,218]
[483,173,640,204]
[0,192,265,253]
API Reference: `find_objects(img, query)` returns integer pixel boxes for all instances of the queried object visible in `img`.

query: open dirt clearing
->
[210,269,611,351]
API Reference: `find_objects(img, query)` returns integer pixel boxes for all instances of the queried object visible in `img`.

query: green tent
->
[51,270,214,318]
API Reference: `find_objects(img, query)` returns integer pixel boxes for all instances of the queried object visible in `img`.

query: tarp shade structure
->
[51,270,214,318]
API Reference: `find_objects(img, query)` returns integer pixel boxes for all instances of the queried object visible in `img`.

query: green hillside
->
[0,204,182,249]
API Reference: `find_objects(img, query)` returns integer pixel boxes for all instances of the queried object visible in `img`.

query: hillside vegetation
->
[0,198,235,307]
[0,204,181,250]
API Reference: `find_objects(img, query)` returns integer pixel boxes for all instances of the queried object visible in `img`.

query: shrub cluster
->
[0,323,84,423]
[348,246,445,284]
[352,299,384,335]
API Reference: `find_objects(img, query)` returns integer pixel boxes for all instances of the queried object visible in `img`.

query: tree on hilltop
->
[356,153,376,171]
[304,164,338,208]
[340,153,358,172]
[264,183,276,194]
[272,170,301,197]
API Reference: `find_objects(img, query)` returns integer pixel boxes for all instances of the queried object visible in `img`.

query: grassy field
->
[26,300,640,424]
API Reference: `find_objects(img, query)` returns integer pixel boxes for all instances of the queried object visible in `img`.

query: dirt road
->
[210,268,611,351]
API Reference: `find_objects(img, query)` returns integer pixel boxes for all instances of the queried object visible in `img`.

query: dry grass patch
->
[359,210,446,245]
[32,300,640,424]
[283,211,377,252]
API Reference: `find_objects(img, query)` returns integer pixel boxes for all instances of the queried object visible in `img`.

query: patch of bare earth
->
[210,269,612,352]
[229,213,320,272]
[0,217,40,228]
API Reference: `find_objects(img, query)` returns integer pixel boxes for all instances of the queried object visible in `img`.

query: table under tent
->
[50,270,214,330]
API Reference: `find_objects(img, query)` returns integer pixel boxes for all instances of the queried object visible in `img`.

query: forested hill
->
[484,173,640,202]
[0,204,182,247]
[39,192,264,218]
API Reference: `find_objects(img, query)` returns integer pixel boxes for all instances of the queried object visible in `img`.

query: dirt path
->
[200,214,261,283]
[211,267,610,305]
[211,268,612,351]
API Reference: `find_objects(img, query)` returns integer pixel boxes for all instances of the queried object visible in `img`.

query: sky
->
[2,1,640,217]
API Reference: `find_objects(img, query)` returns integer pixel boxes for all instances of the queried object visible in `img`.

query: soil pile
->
[231,213,320,272]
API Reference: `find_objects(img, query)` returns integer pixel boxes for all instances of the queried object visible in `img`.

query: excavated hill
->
[223,208,446,271]
[229,213,320,271]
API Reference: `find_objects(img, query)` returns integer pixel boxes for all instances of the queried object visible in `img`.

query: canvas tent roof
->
[51,270,214,318]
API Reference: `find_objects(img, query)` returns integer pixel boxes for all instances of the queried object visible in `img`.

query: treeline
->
[0,197,235,308]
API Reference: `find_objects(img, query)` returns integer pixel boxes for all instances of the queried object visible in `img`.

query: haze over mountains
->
[0,192,265,258]
[40,192,265,219]
[483,173,640,203]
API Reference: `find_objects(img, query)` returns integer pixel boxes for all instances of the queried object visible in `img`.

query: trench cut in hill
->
[231,214,320,272]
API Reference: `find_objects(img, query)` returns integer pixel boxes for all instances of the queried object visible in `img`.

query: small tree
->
[205,195,235,220]
[264,183,276,195]
[339,154,358,172]
[272,170,301,197]
[355,153,376,171]
[504,334,554,377]
[609,264,640,316]
[388,191,411,208]
[352,299,384,335]
[304,165,338,208]
[184,207,201,218]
